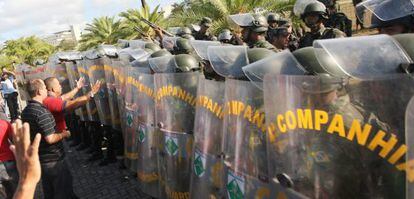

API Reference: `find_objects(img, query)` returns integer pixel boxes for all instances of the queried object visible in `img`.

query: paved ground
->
[34,142,152,199]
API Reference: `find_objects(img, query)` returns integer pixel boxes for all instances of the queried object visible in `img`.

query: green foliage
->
[57,39,78,51]
[1,36,55,66]
[168,0,297,34]
[119,3,166,40]
[78,16,126,51]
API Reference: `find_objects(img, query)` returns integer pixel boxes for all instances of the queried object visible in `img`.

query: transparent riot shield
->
[264,74,414,198]
[313,35,412,79]
[17,65,51,101]
[88,56,112,126]
[123,65,139,170]
[229,13,255,27]
[154,72,200,198]
[162,37,179,52]
[78,57,100,122]
[134,68,159,198]
[406,96,414,199]
[129,40,146,49]
[208,46,248,79]
[242,50,306,89]
[112,60,128,137]
[189,77,226,198]
[103,59,121,130]
[356,0,414,28]
[222,79,273,198]
[65,61,87,121]
[293,0,318,16]
[15,64,32,101]
[190,40,221,60]
[48,61,71,93]
[149,55,176,73]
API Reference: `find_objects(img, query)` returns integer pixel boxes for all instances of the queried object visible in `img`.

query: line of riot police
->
[14,0,414,198]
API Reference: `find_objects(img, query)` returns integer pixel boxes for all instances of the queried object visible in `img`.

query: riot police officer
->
[177,27,195,40]
[218,29,233,44]
[323,1,353,36]
[356,0,414,35]
[299,1,345,48]
[230,13,277,51]
[268,27,290,51]
[267,13,280,29]
[194,17,216,41]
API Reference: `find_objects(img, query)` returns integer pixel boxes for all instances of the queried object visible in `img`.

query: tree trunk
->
[141,0,146,8]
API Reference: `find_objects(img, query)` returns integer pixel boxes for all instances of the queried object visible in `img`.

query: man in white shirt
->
[1,71,19,121]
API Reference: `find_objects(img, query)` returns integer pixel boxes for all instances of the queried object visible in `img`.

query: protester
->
[0,112,18,199]
[1,72,19,121]
[9,120,41,199]
[43,77,101,133]
[21,79,77,199]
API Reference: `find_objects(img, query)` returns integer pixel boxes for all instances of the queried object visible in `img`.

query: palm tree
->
[168,0,297,34]
[78,16,126,51]
[1,36,55,66]
[119,3,166,40]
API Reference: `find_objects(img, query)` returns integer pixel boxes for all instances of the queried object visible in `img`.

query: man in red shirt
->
[43,77,101,134]
[0,113,19,198]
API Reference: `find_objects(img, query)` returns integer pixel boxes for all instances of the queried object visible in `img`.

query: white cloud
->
[0,0,85,40]
[0,0,178,41]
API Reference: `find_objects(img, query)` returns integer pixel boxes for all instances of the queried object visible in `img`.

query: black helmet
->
[371,14,414,30]
[177,27,193,36]
[301,2,328,19]
[247,48,274,63]
[174,54,200,72]
[200,17,213,27]
[267,13,280,23]
[250,14,269,33]
[293,47,326,75]
[150,49,172,58]
[218,29,233,41]
[144,43,161,52]
[174,38,195,54]
[393,34,414,61]
[301,73,345,94]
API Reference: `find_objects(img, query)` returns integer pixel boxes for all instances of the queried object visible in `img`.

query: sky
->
[0,0,180,43]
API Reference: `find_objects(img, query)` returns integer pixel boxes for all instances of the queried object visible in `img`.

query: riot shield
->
[134,67,159,198]
[149,55,176,73]
[87,52,112,126]
[15,64,32,101]
[208,46,248,79]
[356,0,414,28]
[229,13,255,27]
[103,58,121,130]
[189,40,221,60]
[189,77,226,198]
[162,37,179,52]
[123,65,139,170]
[242,50,306,89]
[222,79,273,198]
[17,64,51,101]
[264,74,414,198]
[78,55,100,122]
[313,35,412,79]
[47,62,71,93]
[293,0,318,16]
[154,72,200,198]
[406,96,414,199]
[65,61,87,121]
[112,60,127,136]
